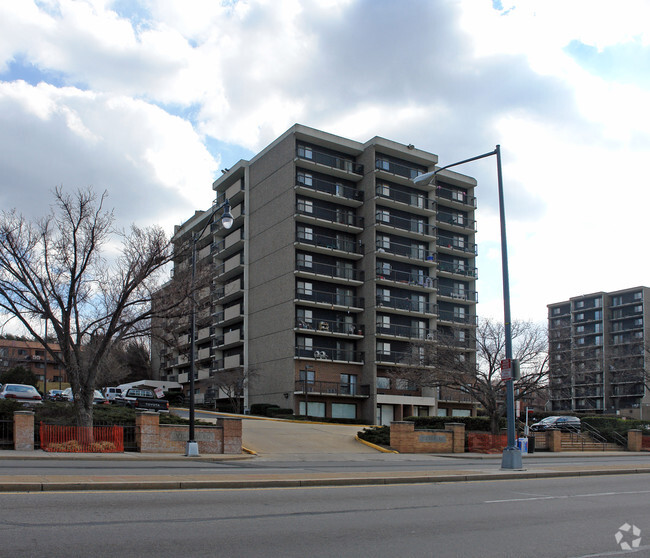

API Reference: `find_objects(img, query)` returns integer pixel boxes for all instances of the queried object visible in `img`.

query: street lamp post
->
[186,198,234,457]
[413,145,522,470]
[41,315,48,397]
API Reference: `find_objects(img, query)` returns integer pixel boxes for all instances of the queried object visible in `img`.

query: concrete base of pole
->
[501,447,523,470]
[185,441,200,457]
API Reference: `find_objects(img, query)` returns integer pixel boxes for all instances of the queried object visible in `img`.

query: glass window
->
[297,199,313,214]
[299,401,325,417]
[376,377,390,389]
[377,341,391,355]
[331,403,356,419]
[297,281,313,296]
[376,210,390,223]
[297,226,313,241]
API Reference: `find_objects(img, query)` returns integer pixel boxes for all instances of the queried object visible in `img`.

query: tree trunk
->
[489,413,500,435]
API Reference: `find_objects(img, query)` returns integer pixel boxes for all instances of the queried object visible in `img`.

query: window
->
[634,291,643,300]
[634,305,643,313]
[376,315,390,330]
[297,225,313,241]
[396,378,416,391]
[297,281,313,296]
[299,401,325,417]
[297,198,313,214]
[575,300,584,309]
[576,325,585,333]
[340,374,357,395]
[297,144,313,160]
[297,337,313,355]
[331,403,356,419]
[376,377,390,389]
[377,341,391,355]
[297,253,313,269]
[376,235,390,250]
[299,369,315,384]
[377,288,390,303]
[297,171,313,186]
[378,183,390,197]
[377,261,391,277]
[297,308,313,328]
[376,210,390,224]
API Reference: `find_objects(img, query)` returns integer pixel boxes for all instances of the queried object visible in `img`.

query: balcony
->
[297,146,363,175]
[438,310,478,325]
[434,185,476,208]
[295,318,363,336]
[375,185,435,212]
[437,285,478,303]
[295,203,364,230]
[296,260,364,283]
[375,213,436,239]
[376,240,436,265]
[376,295,437,316]
[375,268,436,289]
[294,347,364,364]
[437,211,476,231]
[375,157,425,180]
[376,350,431,366]
[296,288,364,310]
[296,232,363,257]
[436,235,478,256]
[294,380,369,397]
[376,324,435,340]
[295,176,363,205]
[437,261,478,278]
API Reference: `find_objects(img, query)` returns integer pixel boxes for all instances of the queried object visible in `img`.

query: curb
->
[2,467,649,493]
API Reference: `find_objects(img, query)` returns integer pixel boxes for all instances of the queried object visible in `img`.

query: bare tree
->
[208,368,256,414]
[0,187,179,427]
[391,318,549,433]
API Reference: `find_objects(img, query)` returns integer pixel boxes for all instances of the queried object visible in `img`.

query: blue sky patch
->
[565,39,650,87]
[0,54,70,88]
[205,136,254,171]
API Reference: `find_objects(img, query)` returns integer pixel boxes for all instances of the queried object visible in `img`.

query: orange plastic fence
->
[40,423,124,453]
[642,435,650,451]
[467,432,507,454]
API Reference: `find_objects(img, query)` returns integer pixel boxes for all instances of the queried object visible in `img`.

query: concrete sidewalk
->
[1,450,649,492]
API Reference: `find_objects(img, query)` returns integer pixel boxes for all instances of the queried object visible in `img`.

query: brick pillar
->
[390,421,415,453]
[220,418,242,454]
[135,411,160,453]
[445,422,466,453]
[547,429,562,452]
[14,411,35,451]
[627,429,642,452]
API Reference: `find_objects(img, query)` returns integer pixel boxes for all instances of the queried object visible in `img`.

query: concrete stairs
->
[561,432,623,451]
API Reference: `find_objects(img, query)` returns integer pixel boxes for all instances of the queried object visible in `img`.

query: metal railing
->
[294,347,364,363]
[375,185,435,210]
[375,158,425,180]
[294,380,370,397]
[297,146,364,174]
[296,232,362,254]
[296,260,364,282]
[296,288,364,308]
[296,177,363,201]
[376,295,437,315]
[296,318,363,336]
[296,202,364,228]
[375,268,436,288]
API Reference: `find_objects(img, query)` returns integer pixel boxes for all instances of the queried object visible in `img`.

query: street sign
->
[500,358,512,381]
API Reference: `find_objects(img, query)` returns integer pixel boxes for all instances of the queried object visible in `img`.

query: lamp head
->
[412,170,438,186]
[221,200,234,229]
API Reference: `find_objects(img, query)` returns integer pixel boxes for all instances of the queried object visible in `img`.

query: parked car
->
[102,387,122,401]
[60,388,109,405]
[0,383,43,405]
[530,416,581,432]
[114,388,169,412]
[47,389,65,401]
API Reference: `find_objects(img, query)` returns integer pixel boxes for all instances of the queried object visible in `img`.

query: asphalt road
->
[3,474,649,558]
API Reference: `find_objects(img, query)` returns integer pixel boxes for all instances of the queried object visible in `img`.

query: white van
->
[102,387,122,401]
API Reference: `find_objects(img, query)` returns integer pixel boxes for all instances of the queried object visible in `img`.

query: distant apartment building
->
[0,339,66,392]
[152,124,479,424]
[548,287,650,419]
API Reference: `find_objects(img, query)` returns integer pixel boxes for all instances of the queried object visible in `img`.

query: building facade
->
[0,339,66,393]
[548,286,650,419]
[152,124,479,424]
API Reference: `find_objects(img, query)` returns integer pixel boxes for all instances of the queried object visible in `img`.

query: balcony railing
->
[438,310,478,325]
[376,350,430,365]
[294,347,364,363]
[376,241,435,262]
[297,146,363,174]
[437,261,478,278]
[437,211,477,231]
[297,288,364,308]
[376,213,436,236]
[437,236,478,255]
[296,203,364,228]
[375,268,436,288]
[294,380,370,397]
[296,233,362,254]
[376,295,437,315]
[296,176,363,201]
[375,158,425,180]
[437,285,478,302]
[375,185,435,211]
[376,324,435,339]
[297,260,364,282]
[296,319,363,336]
[434,185,477,208]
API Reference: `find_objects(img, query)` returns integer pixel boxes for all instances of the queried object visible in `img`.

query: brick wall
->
[390,421,465,453]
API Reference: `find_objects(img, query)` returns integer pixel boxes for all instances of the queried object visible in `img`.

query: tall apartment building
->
[548,286,650,419]
[152,124,479,424]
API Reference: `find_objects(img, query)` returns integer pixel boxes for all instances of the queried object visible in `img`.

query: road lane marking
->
[485,489,650,503]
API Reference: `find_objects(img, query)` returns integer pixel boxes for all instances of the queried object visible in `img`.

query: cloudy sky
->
[1,0,649,326]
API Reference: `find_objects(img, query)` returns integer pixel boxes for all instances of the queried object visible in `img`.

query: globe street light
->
[413,145,522,470]
[186,198,233,457]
